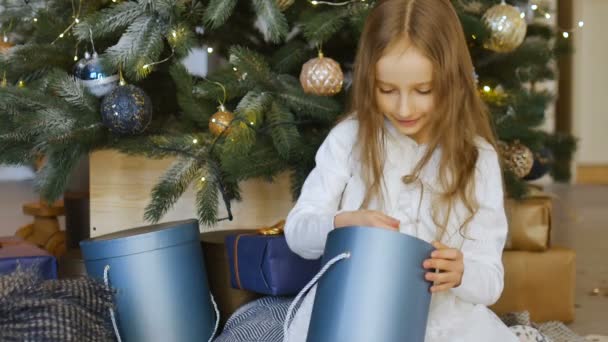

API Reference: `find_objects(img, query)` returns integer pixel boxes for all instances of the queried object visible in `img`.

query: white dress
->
[283,117,519,342]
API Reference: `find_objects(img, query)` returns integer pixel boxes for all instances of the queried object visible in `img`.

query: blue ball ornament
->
[523,147,554,181]
[73,52,118,97]
[100,84,153,135]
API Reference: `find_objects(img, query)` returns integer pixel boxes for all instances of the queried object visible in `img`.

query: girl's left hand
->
[423,241,464,293]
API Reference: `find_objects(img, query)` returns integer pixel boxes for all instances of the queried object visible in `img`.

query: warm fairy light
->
[483,85,492,93]
[562,32,569,38]
[207,47,214,54]
[193,139,198,144]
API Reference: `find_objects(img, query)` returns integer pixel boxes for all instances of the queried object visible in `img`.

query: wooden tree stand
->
[15,201,66,257]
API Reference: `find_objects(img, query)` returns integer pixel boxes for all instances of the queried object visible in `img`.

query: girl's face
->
[375,37,435,144]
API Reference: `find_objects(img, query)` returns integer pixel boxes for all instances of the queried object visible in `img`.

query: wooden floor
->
[0,181,606,335]
[547,183,608,336]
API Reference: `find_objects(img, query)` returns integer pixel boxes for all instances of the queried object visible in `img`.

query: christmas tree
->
[0,0,576,226]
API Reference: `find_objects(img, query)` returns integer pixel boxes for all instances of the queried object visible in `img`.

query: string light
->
[193,139,198,144]
[51,0,82,44]
[201,177,206,182]
[483,85,492,93]
[18,80,25,88]
[33,18,38,22]
[140,50,175,71]
[207,47,214,54]
[527,2,584,38]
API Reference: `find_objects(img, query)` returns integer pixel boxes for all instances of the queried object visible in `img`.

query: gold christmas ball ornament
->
[482,2,527,53]
[209,106,234,137]
[299,52,344,96]
[0,40,13,54]
[498,141,534,178]
[276,0,294,11]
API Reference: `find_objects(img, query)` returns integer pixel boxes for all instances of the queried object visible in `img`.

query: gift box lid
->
[80,219,199,261]
[0,237,53,258]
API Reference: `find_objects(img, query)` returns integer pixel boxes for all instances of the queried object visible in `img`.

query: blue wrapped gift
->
[0,237,57,279]
[225,230,321,296]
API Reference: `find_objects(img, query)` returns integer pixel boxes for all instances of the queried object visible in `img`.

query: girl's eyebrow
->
[376,79,433,86]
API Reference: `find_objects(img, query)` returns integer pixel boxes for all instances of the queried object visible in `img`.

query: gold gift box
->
[492,247,576,323]
[504,193,552,252]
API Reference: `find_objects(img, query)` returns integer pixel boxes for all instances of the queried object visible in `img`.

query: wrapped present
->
[200,229,262,327]
[0,236,57,279]
[80,219,218,342]
[225,221,322,296]
[491,247,576,323]
[504,192,552,252]
[306,227,434,342]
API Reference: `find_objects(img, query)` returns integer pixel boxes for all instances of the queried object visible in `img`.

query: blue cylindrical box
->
[80,219,216,342]
[307,227,434,342]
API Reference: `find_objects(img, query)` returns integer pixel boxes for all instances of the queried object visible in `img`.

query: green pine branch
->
[266,100,300,159]
[228,45,274,87]
[196,163,220,226]
[74,1,144,41]
[48,71,99,114]
[35,145,87,201]
[274,74,342,122]
[170,63,215,127]
[302,7,348,45]
[145,156,202,223]
[221,140,290,182]
[251,0,289,44]
[103,14,166,80]
[270,40,310,74]
[203,0,238,29]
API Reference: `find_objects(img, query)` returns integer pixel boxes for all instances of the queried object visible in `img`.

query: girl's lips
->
[397,117,419,127]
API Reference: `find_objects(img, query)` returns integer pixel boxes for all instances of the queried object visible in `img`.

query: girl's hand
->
[334,210,400,231]
[423,241,464,293]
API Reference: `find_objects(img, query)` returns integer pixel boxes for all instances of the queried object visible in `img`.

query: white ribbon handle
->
[103,265,122,342]
[282,252,351,342]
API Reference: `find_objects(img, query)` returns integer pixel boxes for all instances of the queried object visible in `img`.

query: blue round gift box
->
[80,219,216,342]
[307,226,435,342]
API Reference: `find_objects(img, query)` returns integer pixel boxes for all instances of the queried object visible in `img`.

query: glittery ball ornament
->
[498,141,534,178]
[482,3,527,53]
[276,0,294,11]
[100,84,152,135]
[209,106,234,137]
[523,147,554,181]
[73,52,119,98]
[299,52,344,96]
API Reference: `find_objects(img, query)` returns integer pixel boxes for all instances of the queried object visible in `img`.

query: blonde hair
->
[348,0,498,237]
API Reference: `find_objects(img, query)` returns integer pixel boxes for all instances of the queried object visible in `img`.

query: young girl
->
[284,0,550,341]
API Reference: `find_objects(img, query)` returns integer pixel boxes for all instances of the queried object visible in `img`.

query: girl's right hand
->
[334,210,400,231]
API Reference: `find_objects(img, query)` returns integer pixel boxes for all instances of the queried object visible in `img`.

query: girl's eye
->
[417,89,432,95]
[379,88,395,94]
